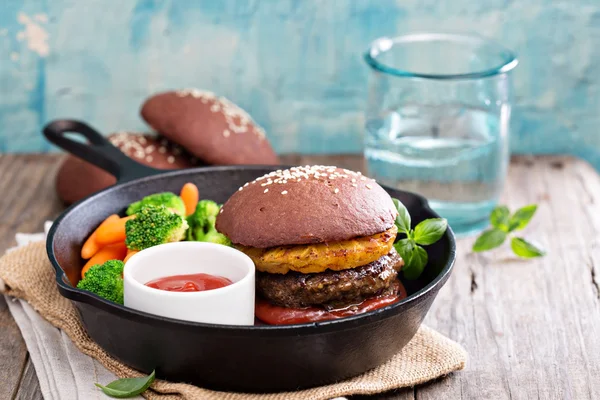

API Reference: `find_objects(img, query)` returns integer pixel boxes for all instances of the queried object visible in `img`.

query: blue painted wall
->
[1,0,599,167]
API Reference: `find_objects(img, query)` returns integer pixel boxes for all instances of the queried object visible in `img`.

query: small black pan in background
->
[42,120,456,393]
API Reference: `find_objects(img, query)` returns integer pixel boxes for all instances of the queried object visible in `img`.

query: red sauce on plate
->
[145,273,233,292]
[255,280,408,325]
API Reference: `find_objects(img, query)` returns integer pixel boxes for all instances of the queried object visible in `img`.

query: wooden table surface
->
[1,154,599,400]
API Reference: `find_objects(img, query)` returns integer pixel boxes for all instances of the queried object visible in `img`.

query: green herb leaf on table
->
[402,246,428,280]
[473,203,545,259]
[472,229,507,252]
[392,198,411,235]
[490,206,510,232]
[95,370,155,398]
[508,204,537,232]
[413,218,448,245]
[510,237,546,258]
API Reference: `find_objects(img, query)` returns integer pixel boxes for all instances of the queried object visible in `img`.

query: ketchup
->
[145,273,232,292]
[255,281,408,325]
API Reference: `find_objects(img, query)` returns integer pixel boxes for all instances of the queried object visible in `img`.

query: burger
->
[215,165,406,325]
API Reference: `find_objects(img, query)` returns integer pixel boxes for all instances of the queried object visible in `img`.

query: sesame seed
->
[366,184,372,189]
[167,156,175,164]
[244,165,370,189]
[158,146,167,154]
[264,189,269,193]
[219,209,224,213]
[281,190,288,195]
[238,187,243,191]
[334,188,339,194]
[244,182,249,187]
[139,136,147,145]
[352,183,357,187]
[223,129,231,138]
[145,145,155,154]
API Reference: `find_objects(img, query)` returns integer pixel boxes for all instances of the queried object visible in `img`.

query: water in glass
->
[366,103,509,236]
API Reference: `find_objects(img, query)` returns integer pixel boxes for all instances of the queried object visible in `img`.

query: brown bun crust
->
[56,132,198,205]
[140,89,280,165]
[216,166,397,248]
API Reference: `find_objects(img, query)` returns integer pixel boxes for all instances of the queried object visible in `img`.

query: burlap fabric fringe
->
[0,242,467,400]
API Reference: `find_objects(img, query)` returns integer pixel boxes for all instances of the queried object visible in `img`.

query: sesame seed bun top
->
[215,166,398,248]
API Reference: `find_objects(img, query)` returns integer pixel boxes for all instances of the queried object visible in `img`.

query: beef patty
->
[256,249,403,309]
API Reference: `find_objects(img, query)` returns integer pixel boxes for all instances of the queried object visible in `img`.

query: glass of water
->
[364,33,518,236]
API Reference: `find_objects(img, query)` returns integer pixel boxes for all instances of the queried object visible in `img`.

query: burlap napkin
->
[0,241,467,400]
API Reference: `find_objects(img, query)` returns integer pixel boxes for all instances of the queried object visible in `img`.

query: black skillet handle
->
[43,120,161,183]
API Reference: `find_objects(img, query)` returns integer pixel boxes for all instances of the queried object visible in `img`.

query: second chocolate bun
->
[56,132,199,205]
[140,89,280,166]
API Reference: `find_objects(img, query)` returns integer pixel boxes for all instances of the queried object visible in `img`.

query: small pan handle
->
[43,120,161,183]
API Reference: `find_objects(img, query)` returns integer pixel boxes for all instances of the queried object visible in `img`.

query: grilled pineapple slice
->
[237,225,397,274]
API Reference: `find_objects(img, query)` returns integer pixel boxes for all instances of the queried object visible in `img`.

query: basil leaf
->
[392,198,411,235]
[394,238,414,261]
[413,218,447,245]
[508,204,537,231]
[95,370,155,398]
[472,229,507,252]
[490,206,510,231]
[511,237,546,258]
[402,245,428,280]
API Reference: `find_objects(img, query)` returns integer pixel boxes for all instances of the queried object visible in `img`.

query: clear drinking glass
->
[364,33,518,236]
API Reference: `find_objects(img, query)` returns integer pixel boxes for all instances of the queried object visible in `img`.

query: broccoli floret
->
[126,192,186,216]
[203,229,232,246]
[186,200,231,246]
[77,260,124,304]
[125,205,189,250]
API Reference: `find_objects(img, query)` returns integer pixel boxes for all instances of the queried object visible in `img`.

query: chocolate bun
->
[216,166,397,248]
[140,89,280,165]
[56,132,198,205]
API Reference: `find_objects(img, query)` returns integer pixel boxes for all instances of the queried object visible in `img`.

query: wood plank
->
[14,357,43,400]
[418,156,600,400]
[0,296,26,400]
[0,154,64,400]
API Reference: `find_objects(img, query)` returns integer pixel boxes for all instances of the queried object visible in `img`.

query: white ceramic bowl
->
[123,242,255,325]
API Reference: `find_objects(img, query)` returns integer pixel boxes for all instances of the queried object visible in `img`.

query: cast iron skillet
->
[43,119,456,393]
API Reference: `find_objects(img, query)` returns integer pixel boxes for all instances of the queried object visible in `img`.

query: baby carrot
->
[124,249,139,264]
[180,182,199,216]
[81,242,127,279]
[81,214,119,259]
[95,215,135,245]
